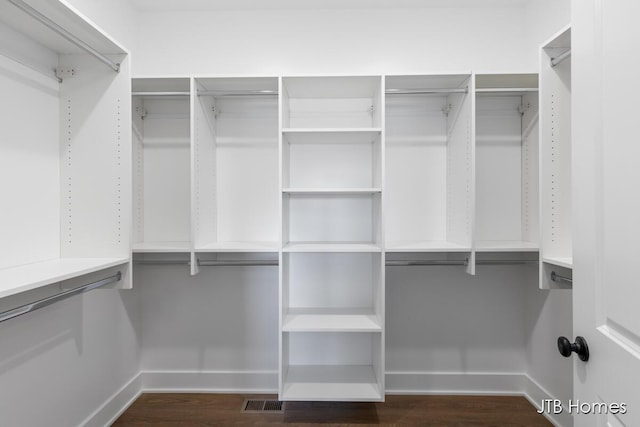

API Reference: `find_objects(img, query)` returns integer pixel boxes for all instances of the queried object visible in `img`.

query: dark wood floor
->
[113,394,552,426]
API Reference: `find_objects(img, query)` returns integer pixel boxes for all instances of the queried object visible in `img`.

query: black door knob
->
[557,336,589,362]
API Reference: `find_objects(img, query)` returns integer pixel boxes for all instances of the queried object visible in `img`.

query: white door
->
[572,0,640,425]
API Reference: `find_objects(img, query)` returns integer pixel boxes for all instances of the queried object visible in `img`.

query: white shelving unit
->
[279,76,385,402]
[132,78,191,254]
[475,74,539,254]
[0,0,131,298]
[193,77,280,261]
[540,27,572,289]
[385,75,474,261]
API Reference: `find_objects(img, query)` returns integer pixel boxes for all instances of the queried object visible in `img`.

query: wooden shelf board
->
[132,241,191,253]
[283,242,382,253]
[282,365,382,402]
[196,241,279,253]
[0,257,128,299]
[385,241,471,252]
[283,308,382,332]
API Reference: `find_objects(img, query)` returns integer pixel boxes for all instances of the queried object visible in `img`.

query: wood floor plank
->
[113,394,553,426]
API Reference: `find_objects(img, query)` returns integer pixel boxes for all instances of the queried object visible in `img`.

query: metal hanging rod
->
[134,259,537,267]
[0,271,121,323]
[386,259,537,266]
[7,0,121,73]
[133,260,191,265]
[133,260,279,267]
[475,259,538,265]
[551,49,571,67]
[386,87,468,95]
[476,88,539,93]
[550,271,573,285]
[386,260,468,266]
[132,91,190,97]
[198,90,278,97]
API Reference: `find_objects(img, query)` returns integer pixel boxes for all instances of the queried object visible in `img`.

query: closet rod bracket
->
[55,67,75,80]
[518,103,530,116]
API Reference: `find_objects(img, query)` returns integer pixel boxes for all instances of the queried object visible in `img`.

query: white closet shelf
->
[282,365,382,401]
[282,129,381,145]
[283,128,382,133]
[196,241,280,253]
[542,256,573,269]
[283,188,381,195]
[385,241,471,252]
[283,242,382,253]
[475,241,539,252]
[283,308,382,332]
[0,257,128,299]
[132,242,191,253]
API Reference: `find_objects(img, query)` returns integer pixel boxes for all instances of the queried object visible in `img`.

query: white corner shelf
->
[0,258,128,299]
[283,242,382,253]
[385,241,471,253]
[282,365,382,402]
[283,308,382,332]
[542,256,573,269]
[196,241,280,253]
[132,242,191,253]
[475,241,539,252]
[283,188,381,195]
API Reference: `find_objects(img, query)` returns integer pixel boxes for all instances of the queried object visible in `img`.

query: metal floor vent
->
[241,399,285,413]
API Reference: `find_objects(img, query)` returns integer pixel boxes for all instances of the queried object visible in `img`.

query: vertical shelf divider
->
[190,77,198,275]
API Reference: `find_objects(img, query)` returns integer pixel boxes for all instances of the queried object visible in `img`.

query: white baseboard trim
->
[82,373,142,427]
[141,370,279,394]
[385,371,526,395]
[523,375,573,427]
[80,370,573,427]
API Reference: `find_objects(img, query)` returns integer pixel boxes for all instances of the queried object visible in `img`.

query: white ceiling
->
[131,0,530,11]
